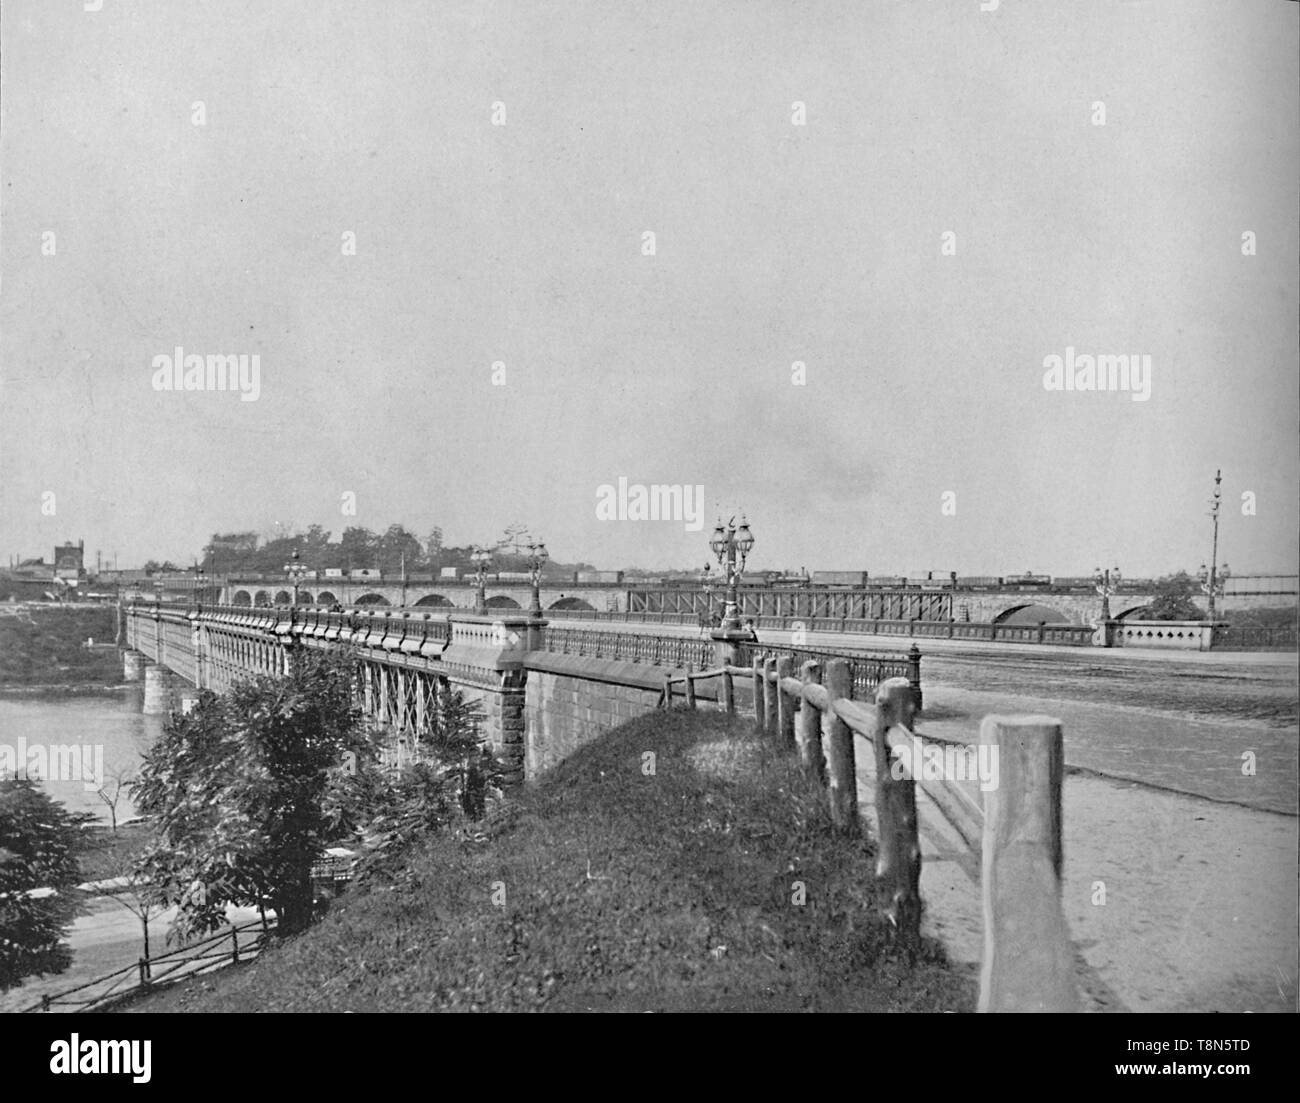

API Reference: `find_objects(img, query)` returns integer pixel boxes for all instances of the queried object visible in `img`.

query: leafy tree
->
[132,649,380,939]
[0,778,94,992]
[1139,571,1205,621]
[338,527,379,573]
[378,524,423,576]
[423,528,445,570]
[203,532,259,575]
[347,684,495,881]
[428,685,497,820]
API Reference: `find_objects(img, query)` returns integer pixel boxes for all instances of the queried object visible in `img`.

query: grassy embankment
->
[0,604,122,692]
[124,708,976,1013]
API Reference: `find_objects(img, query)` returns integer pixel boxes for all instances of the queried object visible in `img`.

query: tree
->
[423,528,445,571]
[132,650,381,939]
[1140,571,1205,621]
[427,684,496,820]
[94,765,135,834]
[93,849,167,965]
[203,532,260,575]
[338,527,379,573]
[0,778,94,992]
[377,525,423,577]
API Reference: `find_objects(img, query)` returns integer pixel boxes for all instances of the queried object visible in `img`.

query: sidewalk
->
[570,618,1295,666]
[0,900,266,1013]
[849,701,1299,1013]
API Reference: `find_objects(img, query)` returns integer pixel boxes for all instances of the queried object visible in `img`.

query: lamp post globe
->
[525,539,548,614]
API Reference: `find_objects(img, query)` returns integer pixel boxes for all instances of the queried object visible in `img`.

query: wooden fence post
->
[874,677,922,953]
[684,665,697,710]
[775,656,796,752]
[821,660,857,833]
[978,715,1077,1012]
[752,657,766,731]
[722,668,735,715]
[797,661,823,781]
[762,657,778,738]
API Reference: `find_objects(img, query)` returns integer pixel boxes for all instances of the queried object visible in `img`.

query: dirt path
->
[852,712,1298,1012]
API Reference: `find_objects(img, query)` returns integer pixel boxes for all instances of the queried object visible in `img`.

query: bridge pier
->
[142,663,181,715]
[122,650,146,683]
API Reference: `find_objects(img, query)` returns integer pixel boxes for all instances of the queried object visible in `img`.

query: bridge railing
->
[736,642,922,708]
[541,625,718,669]
[1212,624,1298,651]
[124,602,456,658]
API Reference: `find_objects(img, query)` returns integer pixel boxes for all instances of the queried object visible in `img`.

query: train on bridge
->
[149,567,1295,597]
[634,570,1098,592]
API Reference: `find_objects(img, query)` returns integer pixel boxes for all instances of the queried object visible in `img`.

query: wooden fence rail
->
[20,919,275,1014]
[661,657,1078,1012]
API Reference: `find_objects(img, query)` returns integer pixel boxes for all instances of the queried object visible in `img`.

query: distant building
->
[54,540,85,581]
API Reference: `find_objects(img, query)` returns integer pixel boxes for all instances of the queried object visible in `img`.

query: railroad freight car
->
[1002,573,1052,588]
[574,570,625,584]
[812,570,869,587]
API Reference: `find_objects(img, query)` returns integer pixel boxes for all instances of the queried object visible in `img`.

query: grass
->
[125,709,976,1013]
[0,605,121,688]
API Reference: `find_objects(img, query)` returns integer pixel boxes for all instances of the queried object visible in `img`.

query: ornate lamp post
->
[471,546,494,615]
[1198,469,1230,622]
[525,538,548,614]
[708,515,755,631]
[1093,565,1122,621]
[285,550,309,608]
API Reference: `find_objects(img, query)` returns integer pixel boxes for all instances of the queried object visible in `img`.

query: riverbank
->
[0,683,130,700]
[0,604,121,688]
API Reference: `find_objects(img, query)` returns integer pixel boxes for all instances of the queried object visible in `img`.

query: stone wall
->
[522,653,678,777]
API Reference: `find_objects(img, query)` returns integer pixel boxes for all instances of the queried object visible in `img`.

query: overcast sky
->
[2,0,1296,576]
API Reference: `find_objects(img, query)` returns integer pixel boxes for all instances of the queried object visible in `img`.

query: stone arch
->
[1114,604,1153,621]
[254,590,271,607]
[414,593,453,607]
[274,590,292,605]
[355,593,391,606]
[232,590,252,606]
[485,595,521,609]
[295,591,313,605]
[993,603,1069,625]
[548,596,596,612]
[316,591,338,606]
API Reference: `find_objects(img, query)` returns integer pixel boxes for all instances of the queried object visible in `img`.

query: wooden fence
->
[20,919,274,1013]
[662,656,1079,1012]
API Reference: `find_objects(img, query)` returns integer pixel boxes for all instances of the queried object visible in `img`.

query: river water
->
[0,688,164,824]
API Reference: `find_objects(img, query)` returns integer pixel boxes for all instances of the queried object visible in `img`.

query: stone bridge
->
[220,578,624,615]
[120,601,919,786]
[213,577,1292,628]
